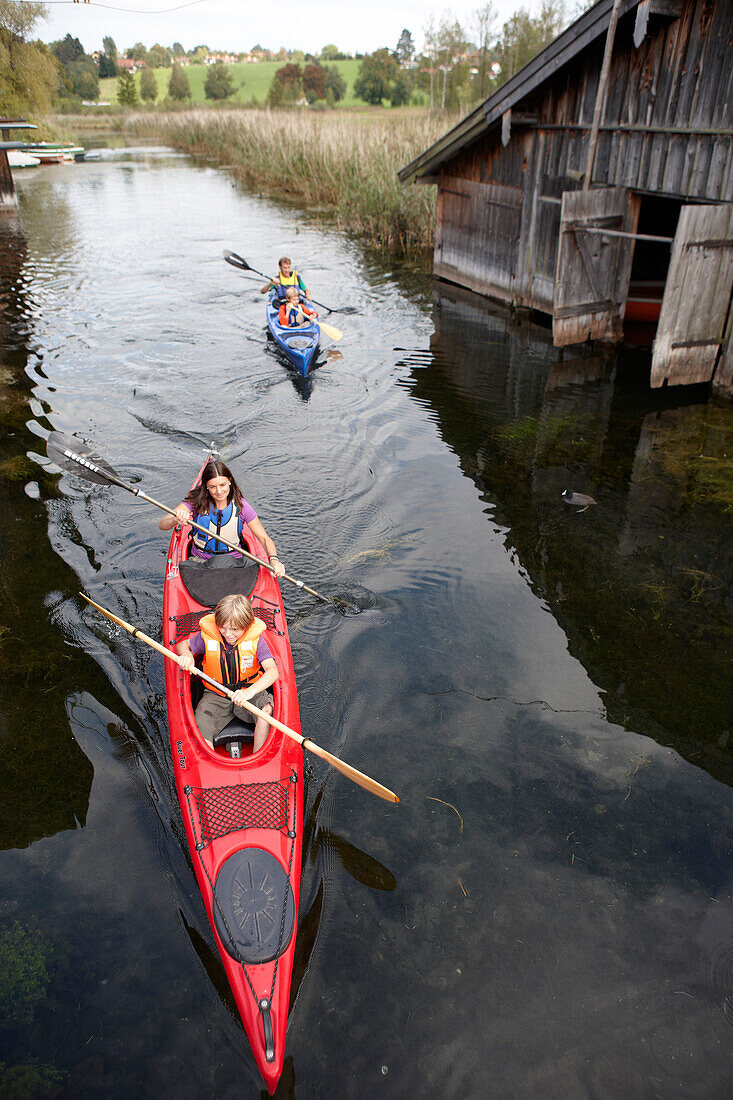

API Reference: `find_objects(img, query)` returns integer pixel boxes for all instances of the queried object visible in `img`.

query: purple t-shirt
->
[185,498,258,559]
[189,631,273,665]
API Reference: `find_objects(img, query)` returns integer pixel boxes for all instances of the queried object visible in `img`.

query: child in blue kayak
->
[176,593,278,753]
[278,285,318,328]
[261,256,312,301]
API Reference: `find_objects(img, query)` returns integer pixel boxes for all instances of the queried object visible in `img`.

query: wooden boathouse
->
[399,0,733,397]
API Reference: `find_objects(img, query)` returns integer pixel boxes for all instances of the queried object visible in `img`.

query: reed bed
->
[125,109,447,258]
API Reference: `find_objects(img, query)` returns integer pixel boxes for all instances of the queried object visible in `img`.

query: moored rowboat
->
[266,291,320,377]
[163,461,303,1094]
[21,142,85,163]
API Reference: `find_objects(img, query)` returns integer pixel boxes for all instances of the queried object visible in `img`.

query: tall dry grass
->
[125,108,448,257]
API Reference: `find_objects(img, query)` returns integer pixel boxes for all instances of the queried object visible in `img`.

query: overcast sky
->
[38,0,551,55]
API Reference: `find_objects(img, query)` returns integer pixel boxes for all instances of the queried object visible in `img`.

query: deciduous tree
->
[140,66,157,102]
[204,62,234,101]
[168,62,190,101]
[353,49,398,105]
[323,64,346,103]
[267,62,303,106]
[0,2,57,115]
[390,70,413,107]
[303,63,326,103]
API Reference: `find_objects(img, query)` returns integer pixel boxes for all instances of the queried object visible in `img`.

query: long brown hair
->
[185,460,243,519]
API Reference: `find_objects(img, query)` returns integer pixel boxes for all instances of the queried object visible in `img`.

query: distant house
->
[205,53,239,65]
[117,57,139,73]
[400,0,733,397]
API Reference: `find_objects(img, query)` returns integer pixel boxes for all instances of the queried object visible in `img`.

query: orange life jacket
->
[198,614,267,697]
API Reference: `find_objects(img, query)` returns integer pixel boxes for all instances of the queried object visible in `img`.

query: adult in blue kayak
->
[159,459,286,576]
[260,256,312,302]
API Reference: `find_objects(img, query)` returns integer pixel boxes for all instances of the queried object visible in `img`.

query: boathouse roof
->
[399,0,669,184]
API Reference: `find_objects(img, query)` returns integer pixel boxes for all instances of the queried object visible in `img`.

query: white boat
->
[7,150,41,168]
[21,142,85,164]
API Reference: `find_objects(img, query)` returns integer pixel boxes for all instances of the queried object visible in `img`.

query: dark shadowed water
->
[1,147,731,1099]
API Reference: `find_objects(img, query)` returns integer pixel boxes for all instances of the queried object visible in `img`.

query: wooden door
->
[553,188,640,347]
[651,205,733,388]
[435,175,522,301]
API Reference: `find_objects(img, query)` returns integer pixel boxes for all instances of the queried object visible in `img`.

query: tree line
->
[1,0,586,117]
[350,2,584,110]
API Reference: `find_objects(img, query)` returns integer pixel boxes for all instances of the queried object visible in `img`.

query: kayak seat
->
[213,718,254,749]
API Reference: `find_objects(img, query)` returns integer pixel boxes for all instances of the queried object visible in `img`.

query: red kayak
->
[162,464,303,1094]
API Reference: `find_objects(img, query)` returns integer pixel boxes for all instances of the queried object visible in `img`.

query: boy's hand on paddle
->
[232,688,254,707]
[178,653,195,672]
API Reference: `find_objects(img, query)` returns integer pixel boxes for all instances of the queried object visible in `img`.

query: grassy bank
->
[125,108,446,258]
[100,60,364,108]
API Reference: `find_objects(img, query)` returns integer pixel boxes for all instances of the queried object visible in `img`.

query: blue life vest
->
[191,501,242,555]
[282,302,308,327]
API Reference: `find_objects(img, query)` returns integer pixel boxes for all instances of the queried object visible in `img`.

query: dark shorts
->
[195,688,274,743]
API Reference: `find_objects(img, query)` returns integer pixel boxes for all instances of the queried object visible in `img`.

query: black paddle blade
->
[223,250,250,271]
[47,432,121,485]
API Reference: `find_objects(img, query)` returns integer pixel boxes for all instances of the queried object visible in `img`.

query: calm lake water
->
[1,147,731,1099]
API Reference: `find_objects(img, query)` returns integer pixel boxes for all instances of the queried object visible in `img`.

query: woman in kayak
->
[176,593,278,752]
[159,459,286,576]
[278,285,318,328]
[260,255,312,301]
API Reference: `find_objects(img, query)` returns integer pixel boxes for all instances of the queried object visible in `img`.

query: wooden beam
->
[584,0,624,191]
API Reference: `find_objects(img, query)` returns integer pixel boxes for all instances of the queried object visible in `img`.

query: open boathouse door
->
[552,187,640,347]
[650,204,733,389]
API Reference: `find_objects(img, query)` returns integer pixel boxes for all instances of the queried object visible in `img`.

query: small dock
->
[0,118,38,210]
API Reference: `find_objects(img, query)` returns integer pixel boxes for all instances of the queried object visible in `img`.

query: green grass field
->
[100,59,363,107]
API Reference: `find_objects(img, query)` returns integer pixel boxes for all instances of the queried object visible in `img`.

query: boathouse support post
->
[0,150,16,210]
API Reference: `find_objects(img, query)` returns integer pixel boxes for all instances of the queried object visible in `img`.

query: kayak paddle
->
[223,250,358,315]
[80,593,399,804]
[47,432,335,606]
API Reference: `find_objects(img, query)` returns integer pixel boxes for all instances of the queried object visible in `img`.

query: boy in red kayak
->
[176,593,278,753]
[278,285,318,328]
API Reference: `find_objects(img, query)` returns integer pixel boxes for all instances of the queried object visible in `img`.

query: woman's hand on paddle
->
[159,503,191,531]
[269,556,285,578]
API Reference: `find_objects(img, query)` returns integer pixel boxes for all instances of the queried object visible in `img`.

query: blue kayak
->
[266,293,320,377]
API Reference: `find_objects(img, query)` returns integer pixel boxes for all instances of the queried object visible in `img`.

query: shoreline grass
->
[123,108,447,259]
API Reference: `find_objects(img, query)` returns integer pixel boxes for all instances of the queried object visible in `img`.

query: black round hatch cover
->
[213,847,295,964]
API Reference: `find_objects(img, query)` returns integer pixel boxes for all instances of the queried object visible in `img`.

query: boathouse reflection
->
[403,281,733,786]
